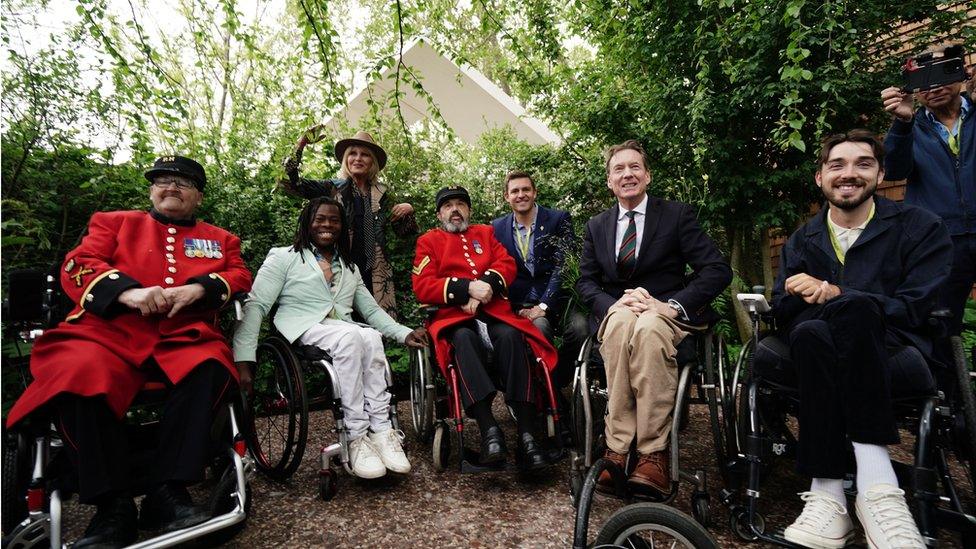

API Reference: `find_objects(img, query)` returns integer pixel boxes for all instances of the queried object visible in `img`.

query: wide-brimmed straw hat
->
[334,131,387,170]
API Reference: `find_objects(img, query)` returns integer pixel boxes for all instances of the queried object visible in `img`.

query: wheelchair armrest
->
[231,292,248,321]
[419,304,440,321]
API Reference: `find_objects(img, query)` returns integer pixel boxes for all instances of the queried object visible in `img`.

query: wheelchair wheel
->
[571,368,607,464]
[432,422,450,472]
[201,463,252,547]
[319,469,338,501]
[243,335,309,481]
[593,503,717,549]
[409,347,435,443]
[1,430,30,535]
[691,491,711,527]
[729,507,765,542]
[951,335,976,486]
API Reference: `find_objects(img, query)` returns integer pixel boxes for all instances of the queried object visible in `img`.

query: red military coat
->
[412,224,557,376]
[6,210,252,427]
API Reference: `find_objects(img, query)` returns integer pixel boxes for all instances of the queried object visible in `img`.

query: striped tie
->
[617,210,637,276]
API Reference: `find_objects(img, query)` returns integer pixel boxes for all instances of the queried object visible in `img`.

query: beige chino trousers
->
[598,309,689,455]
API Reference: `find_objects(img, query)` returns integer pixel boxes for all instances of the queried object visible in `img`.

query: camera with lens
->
[901,45,968,93]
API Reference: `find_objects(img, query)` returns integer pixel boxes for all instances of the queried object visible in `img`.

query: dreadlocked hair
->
[291,196,355,271]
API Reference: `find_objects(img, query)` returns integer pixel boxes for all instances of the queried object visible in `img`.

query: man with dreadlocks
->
[234,197,427,479]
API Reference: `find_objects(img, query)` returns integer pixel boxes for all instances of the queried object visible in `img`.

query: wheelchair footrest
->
[458,447,509,473]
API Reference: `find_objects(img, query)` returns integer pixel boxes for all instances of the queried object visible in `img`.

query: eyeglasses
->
[151,177,196,190]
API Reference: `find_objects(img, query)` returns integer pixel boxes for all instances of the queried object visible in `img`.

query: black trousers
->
[55,361,232,504]
[941,233,976,336]
[789,293,900,479]
[448,318,533,410]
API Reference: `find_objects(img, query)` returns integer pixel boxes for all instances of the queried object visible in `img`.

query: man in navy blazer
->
[490,171,574,341]
[577,140,731,496]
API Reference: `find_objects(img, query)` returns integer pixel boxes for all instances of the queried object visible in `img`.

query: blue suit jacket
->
[491,205,574,315]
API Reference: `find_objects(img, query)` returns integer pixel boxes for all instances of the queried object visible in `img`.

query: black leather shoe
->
[139,483,210,532]
[516,432,548,471]
[74,495,138,549]
[479,425,508,464]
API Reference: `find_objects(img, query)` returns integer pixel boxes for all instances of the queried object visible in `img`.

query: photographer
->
[881,45,975,337]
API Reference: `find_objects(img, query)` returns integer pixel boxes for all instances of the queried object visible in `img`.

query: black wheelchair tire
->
[593,503,717,549]
[951,335,976,489]
[409,347,435,443]
[318,469,339,501]
[200,463,251,547]
[571,370,607,463]
[1,429,30,535]
[243,336,309,481]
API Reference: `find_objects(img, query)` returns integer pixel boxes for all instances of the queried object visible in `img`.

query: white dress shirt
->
[614,194,649,259]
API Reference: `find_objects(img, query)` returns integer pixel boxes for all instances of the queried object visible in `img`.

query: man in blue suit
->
[491,171,574,341]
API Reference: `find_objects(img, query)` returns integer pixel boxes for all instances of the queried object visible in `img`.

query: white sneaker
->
[369,429,411,474]
[783,491,855,548]
[855,484,925,549]
[348,435,386,479]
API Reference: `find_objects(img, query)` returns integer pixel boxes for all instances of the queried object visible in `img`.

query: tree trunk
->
[761,229,775,299]
[728,225,753,344]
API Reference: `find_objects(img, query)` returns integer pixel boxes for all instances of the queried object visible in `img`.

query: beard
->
[440,208,470,233]
[441,218,470,233]
[824,178,877,211]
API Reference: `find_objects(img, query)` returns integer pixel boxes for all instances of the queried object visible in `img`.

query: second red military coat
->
[412,224,557,376]
[6,210,252,427]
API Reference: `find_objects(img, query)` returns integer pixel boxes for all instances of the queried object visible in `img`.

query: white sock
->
[853,442,898,494]
[810,477,846,505]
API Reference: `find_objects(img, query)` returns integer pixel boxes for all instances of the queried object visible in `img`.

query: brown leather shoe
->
[628,451,670,496]
[596,450,628,494]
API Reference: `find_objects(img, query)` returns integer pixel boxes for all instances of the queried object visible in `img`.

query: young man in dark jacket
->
[775,130,951,549]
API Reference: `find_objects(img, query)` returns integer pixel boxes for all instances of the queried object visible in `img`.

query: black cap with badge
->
[144,155,208,191]
[435,185,471,211]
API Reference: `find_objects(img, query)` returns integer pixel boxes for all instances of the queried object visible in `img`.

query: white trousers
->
[298,319,392,440]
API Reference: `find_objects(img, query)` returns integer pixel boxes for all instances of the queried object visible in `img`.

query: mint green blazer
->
[233,246,412,362]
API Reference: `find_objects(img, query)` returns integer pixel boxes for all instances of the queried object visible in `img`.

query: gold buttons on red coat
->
[164,277,174,285]
[166,237,176,244]
[168,227,177,235]
[108,273,119,280]
[165,245,174,252]
[168,267,177,273]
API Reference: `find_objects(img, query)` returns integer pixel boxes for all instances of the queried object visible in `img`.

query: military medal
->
[184,238,195,257]
[203,240,214,258]
[473,240,484,254]
[193,239,205,258]
[214,241,223,259]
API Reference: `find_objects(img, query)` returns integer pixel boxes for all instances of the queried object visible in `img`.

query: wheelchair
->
[1,268,253,549]
[407,310,564,473]
[239,304,402,500]
[568,321,734,532]
[578,501,719,549]
[717,290,976,546]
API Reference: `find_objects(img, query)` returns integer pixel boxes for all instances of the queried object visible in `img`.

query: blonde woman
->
[282,128,416,316]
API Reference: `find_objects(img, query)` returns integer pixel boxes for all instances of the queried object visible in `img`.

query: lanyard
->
[826,202,875,265]
[514,224,533,260]
[948,115,961,155]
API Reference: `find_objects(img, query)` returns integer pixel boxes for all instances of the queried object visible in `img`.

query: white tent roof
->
[324,40,560,146]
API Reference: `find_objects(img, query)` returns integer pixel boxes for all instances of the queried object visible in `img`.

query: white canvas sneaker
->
[348,435,386,479]
[369,429,411,474]
[855,484,925,549]
[783,491,855,548]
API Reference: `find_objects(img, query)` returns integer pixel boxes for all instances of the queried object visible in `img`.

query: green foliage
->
[3,0,974,380]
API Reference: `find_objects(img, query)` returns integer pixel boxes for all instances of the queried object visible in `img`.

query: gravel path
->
[56,399,971,548]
